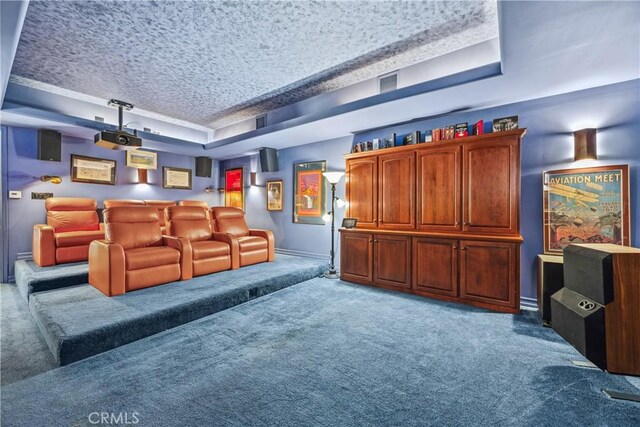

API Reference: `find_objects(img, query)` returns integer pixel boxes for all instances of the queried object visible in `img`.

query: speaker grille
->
[379,73,398,93]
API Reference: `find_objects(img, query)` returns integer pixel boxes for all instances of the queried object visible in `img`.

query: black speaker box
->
[195,157,212,178]
[537,255,564,325]
[551,287,606,369]
[563,245,613,305]
[37,129,61,162]
[259,148,279,172]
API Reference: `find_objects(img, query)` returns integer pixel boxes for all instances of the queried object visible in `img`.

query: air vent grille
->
[379,73,398,93]
[256,115,267,129]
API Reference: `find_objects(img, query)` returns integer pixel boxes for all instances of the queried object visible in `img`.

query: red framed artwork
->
[293,160,326,224]
[225,167,244,210]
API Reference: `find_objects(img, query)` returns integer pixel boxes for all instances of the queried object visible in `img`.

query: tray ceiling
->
[11,1,498,129]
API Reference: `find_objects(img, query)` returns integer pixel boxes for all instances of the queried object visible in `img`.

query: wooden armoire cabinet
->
[340,129,525,313]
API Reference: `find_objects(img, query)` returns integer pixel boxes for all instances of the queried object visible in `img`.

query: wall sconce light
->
[205,186,214,193]
[574,128,597,161]
[137,169,148,184]
[40,175,62,184]
[250,172,257,186]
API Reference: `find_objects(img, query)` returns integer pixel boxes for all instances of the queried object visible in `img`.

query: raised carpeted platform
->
[14,260,88,302]
[2,278,639,426]
[28,254,327,365]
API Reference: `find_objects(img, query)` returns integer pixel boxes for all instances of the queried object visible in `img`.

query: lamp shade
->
[323,171,344,184]
[574,128,597,161]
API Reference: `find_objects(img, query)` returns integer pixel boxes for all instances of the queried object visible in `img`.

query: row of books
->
[352,115,518,153]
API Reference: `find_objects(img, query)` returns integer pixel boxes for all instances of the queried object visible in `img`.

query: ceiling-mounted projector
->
[94,99,142,150]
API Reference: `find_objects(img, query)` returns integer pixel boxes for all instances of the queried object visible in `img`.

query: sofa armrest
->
[249,229,275,262]
[88,240,125,297]
[33,224,56,267]
[163,236,193,280]
[211,232,240,270]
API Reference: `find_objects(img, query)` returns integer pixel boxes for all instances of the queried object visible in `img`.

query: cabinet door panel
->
[463,138,518,234]
[374,235,411,288]
[346,158,377,228]
[413,238,458,296]
[378,151,415,230]
[417,146,461,231]
[459,240,517,308]
[340,232,373,283]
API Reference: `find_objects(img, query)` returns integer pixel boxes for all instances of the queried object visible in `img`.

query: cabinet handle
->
[368,239,373,243]
[464,221,470,226]
[374,240,379,243]
[460,246,467,251]
[452,246,458,250]
[455,221,460,226]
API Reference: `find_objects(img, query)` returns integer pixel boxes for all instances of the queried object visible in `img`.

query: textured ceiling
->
[11,1,497,129]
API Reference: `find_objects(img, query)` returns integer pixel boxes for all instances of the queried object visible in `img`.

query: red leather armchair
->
[33,197,105,267]
[165,206,236,276]
[143,200,176,233]
[210,207,274,267]
[88,207,189,296]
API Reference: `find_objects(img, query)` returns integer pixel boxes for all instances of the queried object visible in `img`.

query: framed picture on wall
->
[163,166,192,190]
[126,150,157,169]
[70,154,116,185]
[266,180,283,211]
[225,167,244,210]
[543,164,630,255]
[293,160,326,224]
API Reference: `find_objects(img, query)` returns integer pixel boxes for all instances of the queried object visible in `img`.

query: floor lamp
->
[322,171,345,279]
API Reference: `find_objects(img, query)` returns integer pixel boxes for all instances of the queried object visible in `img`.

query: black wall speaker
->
[259,148,279,172]
[537,255,564,326]
[37,129,61,162]
[551,287,606,369]
[563,245,613,305]
[195,156,212,178]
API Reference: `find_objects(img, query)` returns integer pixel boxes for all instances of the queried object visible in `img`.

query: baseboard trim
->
[275,248,329,261]
[8,275,15,283]
[520,296,537,311]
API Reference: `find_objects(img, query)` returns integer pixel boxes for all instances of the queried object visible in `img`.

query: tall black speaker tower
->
[195,157,212,178]
[37,129,61,162]
[259,148,279,172]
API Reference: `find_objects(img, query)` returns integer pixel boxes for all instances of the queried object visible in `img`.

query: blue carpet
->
[14,260,88,302]
[3,278,639,426]
[29,254,326,365]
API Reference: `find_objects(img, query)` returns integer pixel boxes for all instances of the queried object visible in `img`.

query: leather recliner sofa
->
[143,200,176,233]
[165,206,237,276]
[33,197,105,267]
[88,206,190,296]
[210,207,274,267]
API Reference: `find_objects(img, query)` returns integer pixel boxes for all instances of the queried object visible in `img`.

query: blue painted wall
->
[3,126,221,279]
[225,80,639,303]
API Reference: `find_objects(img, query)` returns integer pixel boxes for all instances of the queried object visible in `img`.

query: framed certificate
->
[163,166,192,190]
[70,154,116,185]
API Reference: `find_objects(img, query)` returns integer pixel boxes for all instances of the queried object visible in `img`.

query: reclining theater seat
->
[32,197,105,267]
[210,207,275,267]
[165,206,236,276]
[143,200,176,233]
[103,199,145,209]
[178,200,209,208]
[88,207,190,297]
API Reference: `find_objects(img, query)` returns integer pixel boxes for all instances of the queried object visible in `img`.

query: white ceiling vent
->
[256,114,267,129]
[378,72,398,93]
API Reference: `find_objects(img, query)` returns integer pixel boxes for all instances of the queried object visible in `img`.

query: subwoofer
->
[195,156,212,178]
[551,287,606,369]
[537,254,564,325]
[552,243,640,375]
[37,129,61,162]
[259,148,278,172]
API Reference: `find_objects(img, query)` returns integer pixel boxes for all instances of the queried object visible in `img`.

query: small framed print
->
[383,133,396,148]
[163,166,192,190]
[492,115,519,132]
[126,150,157,169]
[71,154,116,185]
[341,218,357,229]
[267,180,283,211]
